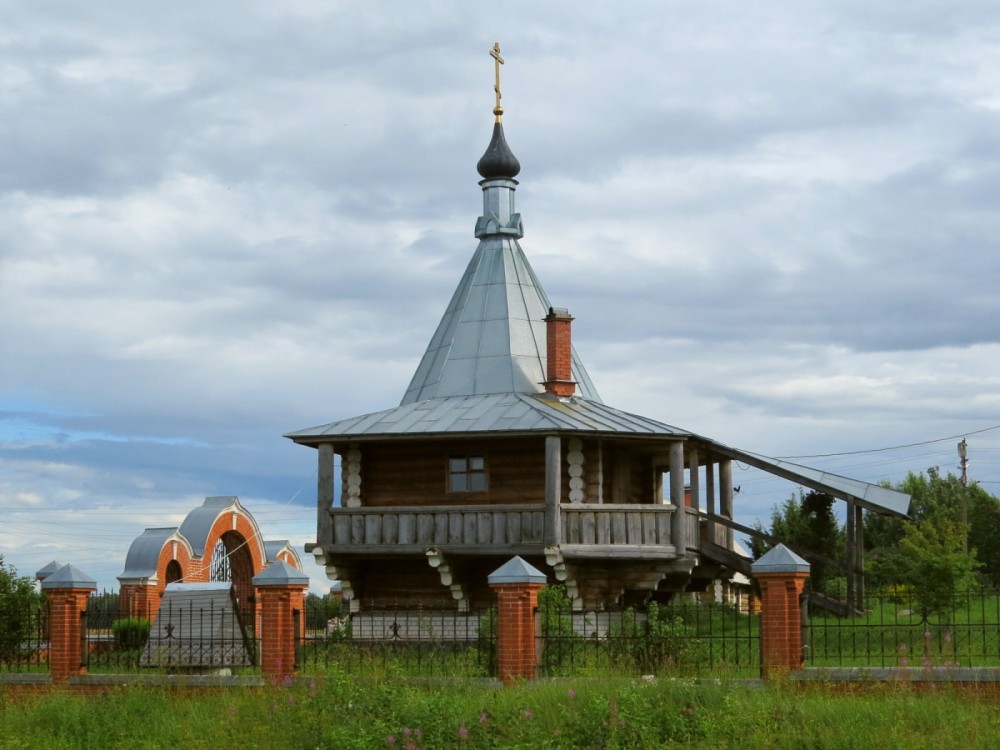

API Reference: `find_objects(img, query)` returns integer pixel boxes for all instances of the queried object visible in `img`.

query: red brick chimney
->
[543,307,576,397]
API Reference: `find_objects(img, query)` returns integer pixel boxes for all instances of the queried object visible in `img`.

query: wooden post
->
[855,503,865,607]
[41,564,96,684]
[544,436,561,548]
[253,561,309,684]
[706,459,717,544]
[752,545,810,679]
[669,441,685,550]
[720,459,734,550]
[488,557,547,685]
[317,443,335,545]
[845,497,855,609]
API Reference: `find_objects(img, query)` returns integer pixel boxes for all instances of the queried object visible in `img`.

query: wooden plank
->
[596,512,610,544]
[350,515,365,545]
[477,512,492,545]
[522,511,541,543]
[626,513,642,544]
[611,512,627,544]
[581,512,596,545]
[397,513,415,545]
[333,515,350,546]
[559,544,678,560]
[492,512,506,544]
[642,512,657,545]
[464,512,478,544]
[507,512,521,544]
[434,513,454,544]
[364,515,381,544]
[568,511,581,544]
[417,513,434,545]
[382,513,398,545]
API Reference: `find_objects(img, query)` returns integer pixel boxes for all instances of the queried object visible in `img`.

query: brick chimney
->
[543,307,576,397]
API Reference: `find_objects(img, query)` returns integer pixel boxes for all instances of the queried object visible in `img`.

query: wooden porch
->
[320,502,707,560]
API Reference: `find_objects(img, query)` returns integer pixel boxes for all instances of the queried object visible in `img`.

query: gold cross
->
[490,42,504,121]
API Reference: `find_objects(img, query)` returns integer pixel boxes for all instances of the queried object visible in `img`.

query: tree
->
[896,516,978,618]
[750,490,844,592]
[865,468,1000,587]
[0,555,42,662]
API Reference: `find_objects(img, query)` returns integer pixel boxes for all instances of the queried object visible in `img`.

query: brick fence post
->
[40,564,96,685]
[751,544,810,679]
[118,582,157,621]
[253,560,309,684]
[488,556,547,685]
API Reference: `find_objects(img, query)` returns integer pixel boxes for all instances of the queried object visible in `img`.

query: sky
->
[2,1,1000,593]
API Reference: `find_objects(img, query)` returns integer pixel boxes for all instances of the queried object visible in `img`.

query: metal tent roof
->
[287,393,688,442]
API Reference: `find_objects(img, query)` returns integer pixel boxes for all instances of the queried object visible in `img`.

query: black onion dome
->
[476,122,521,179]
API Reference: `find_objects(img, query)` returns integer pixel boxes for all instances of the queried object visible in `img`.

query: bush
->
[0,555,42,662]
[609,601,695,673]
[111,617,151,651]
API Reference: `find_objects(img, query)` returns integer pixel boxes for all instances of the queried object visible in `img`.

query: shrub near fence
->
[807,587,1000,668]
[538,590,760,679]
[0,596,47,673]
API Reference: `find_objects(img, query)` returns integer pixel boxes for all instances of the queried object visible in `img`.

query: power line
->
[777,424,1000,460]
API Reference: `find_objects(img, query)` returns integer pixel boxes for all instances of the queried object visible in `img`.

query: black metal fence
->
[0,595,47,673]
[297,602,497,678]
[538,596,761,678]
[83,588,258,674]
[806,587,1000,668]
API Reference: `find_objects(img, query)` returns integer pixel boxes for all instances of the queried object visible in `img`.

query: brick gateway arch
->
[118,496,302,621]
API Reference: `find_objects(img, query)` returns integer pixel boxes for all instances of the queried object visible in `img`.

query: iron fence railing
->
[806,587,1000,668]
[83,589,258,674]
[538,597,760,678]
[297,603,497,678]
[0,596,48,673]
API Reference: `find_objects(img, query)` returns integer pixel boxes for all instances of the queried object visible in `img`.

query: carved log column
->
[544,436,561,548]
[719,458,734,550]
[317,443,335,547]
[669,441,686,550]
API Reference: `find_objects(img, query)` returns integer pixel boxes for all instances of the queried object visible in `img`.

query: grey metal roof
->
[287,393,690,442]
[263,539,302,568]
[401,235,601,405]
[178,496,243,557]
[118,527,182,581]
[40,564,96,590]
[35,560,63,581]
[488,555,547,585]
[253,559,309,586]
[751,543,811,574]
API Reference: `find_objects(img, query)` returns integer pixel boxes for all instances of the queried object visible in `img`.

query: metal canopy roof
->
[287,393,689,442]
[707,443,912,518]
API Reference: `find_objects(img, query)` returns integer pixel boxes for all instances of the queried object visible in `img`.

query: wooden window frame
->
[447,454,488,494]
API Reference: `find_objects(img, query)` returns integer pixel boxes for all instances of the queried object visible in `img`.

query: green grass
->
[3,672,1000,749]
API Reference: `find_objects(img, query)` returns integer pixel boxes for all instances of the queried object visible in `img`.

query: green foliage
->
[0,555,42,662]
[608,601,696,673]
[896,516,978,618]
[750,490,844,592]
[111,617,151,651]
[866,469,990,604]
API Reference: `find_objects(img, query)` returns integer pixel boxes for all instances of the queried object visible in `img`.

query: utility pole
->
[958,438,969,553]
